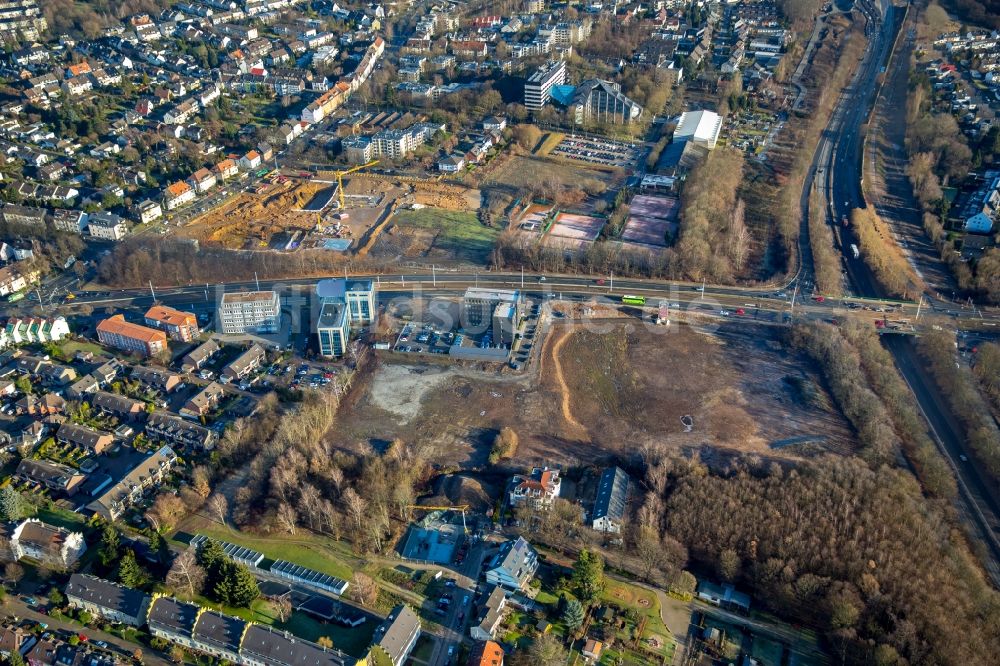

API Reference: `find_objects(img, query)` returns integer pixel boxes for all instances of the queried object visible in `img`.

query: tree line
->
[791,321,957,498]
[676,148,750,283]
[917,329,1000,482]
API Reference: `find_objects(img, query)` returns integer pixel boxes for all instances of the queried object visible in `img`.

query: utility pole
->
[204,284,209,301]
[790,281,799,314]
[149,281,156,301]
[254,272,260,291]
[609,271,613,293]
[700,277,706,300]
[520,266,524,289]
[432,264,436,288]
[915,294,923,321]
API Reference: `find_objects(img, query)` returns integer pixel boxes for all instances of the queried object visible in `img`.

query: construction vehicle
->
[405,504,470,533]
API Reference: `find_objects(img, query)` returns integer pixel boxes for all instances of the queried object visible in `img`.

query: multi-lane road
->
[809,0,1000,583]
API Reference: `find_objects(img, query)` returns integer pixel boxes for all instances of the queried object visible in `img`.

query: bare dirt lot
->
[178,178,327,249]
[327,321,857,468]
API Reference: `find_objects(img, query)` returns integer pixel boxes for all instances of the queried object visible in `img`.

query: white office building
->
[219,291,281,334]
[524,60,566,110]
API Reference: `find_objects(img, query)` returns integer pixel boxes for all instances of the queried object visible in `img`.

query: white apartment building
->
[219,290,281,334]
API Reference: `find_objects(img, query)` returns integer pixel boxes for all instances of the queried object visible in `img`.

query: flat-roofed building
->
[219,291,280,334]
[673,109,723,149]
[524,60,566,110]
[316,300,350,358]
[316,278,376,324]
[462,288,522,345]
[144,305,199,342]
[96,314,168,357]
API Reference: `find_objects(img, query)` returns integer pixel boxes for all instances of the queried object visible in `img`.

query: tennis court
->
[548,212,605,241]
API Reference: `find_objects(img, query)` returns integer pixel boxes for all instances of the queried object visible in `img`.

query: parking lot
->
[550,135,645,167]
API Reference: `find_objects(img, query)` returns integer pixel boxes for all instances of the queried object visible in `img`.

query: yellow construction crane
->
[405,504,470,533]
[334,160,379,209]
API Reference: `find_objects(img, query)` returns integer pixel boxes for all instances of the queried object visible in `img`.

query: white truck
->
[850,243,860,259]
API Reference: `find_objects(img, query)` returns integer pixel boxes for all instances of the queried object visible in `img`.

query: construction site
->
[177,169,483,258]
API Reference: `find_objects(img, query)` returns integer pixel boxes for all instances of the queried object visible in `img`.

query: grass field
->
[535,132,565,155]
[390,207,499,263]
[193,597,376,657]
[175,523,358,581]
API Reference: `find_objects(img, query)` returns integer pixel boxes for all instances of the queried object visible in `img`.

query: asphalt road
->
[3,598,172,666]
[813,0,1000,583]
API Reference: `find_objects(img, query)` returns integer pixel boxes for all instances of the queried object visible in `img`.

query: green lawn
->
[390,208,499,263]
[175,524,357,581]
[193,597,376,658]
[51,339,105,359]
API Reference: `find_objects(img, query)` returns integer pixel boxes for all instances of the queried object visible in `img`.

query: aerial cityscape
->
[0,0,998,665]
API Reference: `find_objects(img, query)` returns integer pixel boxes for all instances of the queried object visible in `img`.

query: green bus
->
[7,291,25,303]
[621,295,646,305]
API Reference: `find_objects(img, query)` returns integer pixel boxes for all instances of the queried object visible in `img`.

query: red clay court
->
[622,195,680,247]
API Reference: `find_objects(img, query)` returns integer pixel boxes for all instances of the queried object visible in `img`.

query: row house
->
[164,98,200,124]
[87,445,178,521]
[145,411,217,450]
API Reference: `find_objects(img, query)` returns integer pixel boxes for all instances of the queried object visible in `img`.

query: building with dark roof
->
[181,340,220,372]
[470,586,507,642]
[591,466,630,534]
[90,391,146,421]
[240,625,355,666]
[484,537,537,592]
[221,343,266,382]
[14,458,85,496]
[145,411,217,451]
[87,445,177,521]
[66,574,152,626]
[54,423,114,454]
[148,597,200,646]
[192,610,246,663]
[370,604,420,666]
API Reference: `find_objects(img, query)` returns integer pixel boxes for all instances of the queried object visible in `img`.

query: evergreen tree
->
[212,561,259,608]
[562,598,585,632]
[572,550,606,605]
[0,486,27,522]
[117,549,145,588]
[98,523,120,568]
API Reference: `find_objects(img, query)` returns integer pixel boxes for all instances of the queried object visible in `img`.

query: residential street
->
[3,597,172,666]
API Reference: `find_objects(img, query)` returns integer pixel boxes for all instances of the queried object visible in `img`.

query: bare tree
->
[342,487,367,531]
[276,502,298,534]
[274,596,293,622]
[349,572,379,607]
[208,494,228,525]
[166,550,206,599]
